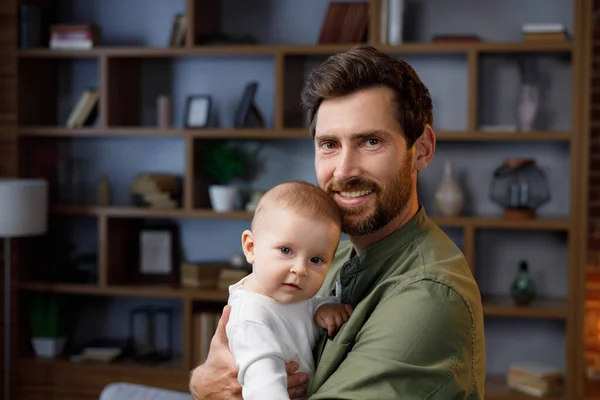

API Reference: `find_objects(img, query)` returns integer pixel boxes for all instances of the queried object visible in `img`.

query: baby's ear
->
[241,230,255,264]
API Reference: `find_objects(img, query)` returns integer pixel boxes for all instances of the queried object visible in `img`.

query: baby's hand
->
[315,303,353,337]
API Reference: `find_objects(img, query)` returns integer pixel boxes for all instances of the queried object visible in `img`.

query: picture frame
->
[185,95,212,128]
[234,81,265,128]
[135,224,180,284]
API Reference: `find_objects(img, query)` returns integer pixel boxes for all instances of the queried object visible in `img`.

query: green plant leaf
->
[200,141,249,185]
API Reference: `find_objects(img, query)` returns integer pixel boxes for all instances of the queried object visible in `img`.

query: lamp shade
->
[0,179,48,237]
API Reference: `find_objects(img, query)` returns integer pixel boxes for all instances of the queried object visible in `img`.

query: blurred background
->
[0,0,595,399]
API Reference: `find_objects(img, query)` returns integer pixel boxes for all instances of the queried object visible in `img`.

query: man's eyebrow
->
[315,130,390,142]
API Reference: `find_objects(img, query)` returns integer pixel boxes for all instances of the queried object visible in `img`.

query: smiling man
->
[189,45,486,400]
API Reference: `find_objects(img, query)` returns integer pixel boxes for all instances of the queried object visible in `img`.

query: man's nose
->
[333,148,361,181]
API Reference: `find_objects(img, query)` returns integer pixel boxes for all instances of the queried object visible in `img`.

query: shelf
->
[18,127,573,142]
[482,295,568,319]
[50,205,251,220]
[17,41,574,59]
[19,282,230,302]
[18,127,312,139]
[16,357,189,397]
[18,284,567,320]
[15,359,562,400]
[486,375,565,400]
[48,205,570,230]
[435,131,572,142]
[20,355,185,372]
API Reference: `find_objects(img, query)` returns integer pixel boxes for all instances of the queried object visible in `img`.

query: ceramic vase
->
[511,260,536,306]
[209,185,237,212]
[515,84,539,132]
[434,161,464,217]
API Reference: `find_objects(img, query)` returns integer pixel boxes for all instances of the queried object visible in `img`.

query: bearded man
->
[189,45,486,400]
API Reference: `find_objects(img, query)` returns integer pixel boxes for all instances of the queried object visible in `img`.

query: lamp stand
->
[4,237,10,400]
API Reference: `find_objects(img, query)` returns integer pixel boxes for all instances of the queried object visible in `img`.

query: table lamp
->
[0,179,47,400]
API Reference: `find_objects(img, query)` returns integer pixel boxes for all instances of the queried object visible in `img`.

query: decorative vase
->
[515,84,539,132]
[434,161,464,217]
[511,260,537,306]
[31,336,65,359]
[209,185,237,212]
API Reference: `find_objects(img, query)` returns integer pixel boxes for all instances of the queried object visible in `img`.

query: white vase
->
[209,185,237,212]
[32,336,65,359]
[516,84,539,132]
[434,161,464,217]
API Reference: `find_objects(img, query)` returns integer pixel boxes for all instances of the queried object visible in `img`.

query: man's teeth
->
[340,190,372,198]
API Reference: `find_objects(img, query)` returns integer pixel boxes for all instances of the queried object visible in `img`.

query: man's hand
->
[315,303,353,337]
[189,305,310,399]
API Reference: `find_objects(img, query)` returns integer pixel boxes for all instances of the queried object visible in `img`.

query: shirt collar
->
[337,205,429,306]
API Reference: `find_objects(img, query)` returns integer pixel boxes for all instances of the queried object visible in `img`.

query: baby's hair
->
[251,180,341,232]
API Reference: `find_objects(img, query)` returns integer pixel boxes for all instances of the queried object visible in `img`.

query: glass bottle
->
[511,260,536,306]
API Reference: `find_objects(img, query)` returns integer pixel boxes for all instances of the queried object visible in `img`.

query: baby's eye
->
[280,247,291,255]
[310,257,324,265]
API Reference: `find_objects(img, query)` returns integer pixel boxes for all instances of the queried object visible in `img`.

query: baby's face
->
[246,208,340,303]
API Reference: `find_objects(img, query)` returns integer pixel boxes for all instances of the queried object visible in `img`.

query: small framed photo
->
[185,95,212,128]
[136,224,180,284]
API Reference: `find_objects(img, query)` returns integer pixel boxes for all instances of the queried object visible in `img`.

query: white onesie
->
[226,276,339,400]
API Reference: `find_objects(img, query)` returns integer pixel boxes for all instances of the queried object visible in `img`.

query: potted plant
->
[200,141,250,212]
[28,293,65,359]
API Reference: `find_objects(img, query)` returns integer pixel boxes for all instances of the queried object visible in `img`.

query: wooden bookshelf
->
[8,0,591,399]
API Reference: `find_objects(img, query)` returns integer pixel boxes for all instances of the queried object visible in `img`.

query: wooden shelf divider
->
[467,49,479,132]
[16,41,575,59]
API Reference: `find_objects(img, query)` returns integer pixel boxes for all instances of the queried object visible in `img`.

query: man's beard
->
[327,159,413,236]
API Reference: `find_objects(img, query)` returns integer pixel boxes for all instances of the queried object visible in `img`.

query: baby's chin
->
[271,289,317,304]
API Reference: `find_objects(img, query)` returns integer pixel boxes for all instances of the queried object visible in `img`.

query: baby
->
[226,180,352,400]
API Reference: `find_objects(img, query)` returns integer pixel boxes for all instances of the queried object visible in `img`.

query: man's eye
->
[321,142,336,150]
[280,247,291,255]
[366,138,380,146]
[310,257,323,265]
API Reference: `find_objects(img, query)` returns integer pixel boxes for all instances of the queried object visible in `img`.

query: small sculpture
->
[515,56,540,132]
[489,158,550,219]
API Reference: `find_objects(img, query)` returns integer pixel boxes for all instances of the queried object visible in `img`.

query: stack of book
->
[506,362,565,397]
[131,174,180,209]
[522,23,569,42]
[49,23,100,50]
[70,338,129,364]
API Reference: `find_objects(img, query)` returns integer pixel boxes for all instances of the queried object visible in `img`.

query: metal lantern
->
[489,158,550,219]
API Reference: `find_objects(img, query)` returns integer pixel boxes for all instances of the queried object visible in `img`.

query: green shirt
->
[308,206,486,399]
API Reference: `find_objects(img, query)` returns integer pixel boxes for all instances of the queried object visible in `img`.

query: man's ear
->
[413,124,436,172]
[241,230,255,264]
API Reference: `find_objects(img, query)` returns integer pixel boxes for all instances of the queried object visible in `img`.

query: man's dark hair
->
[300,45,433,148]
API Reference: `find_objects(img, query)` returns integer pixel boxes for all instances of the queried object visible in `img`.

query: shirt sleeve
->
[228,321,290,400]
[308,279,476,400]
[309,295,341,316]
